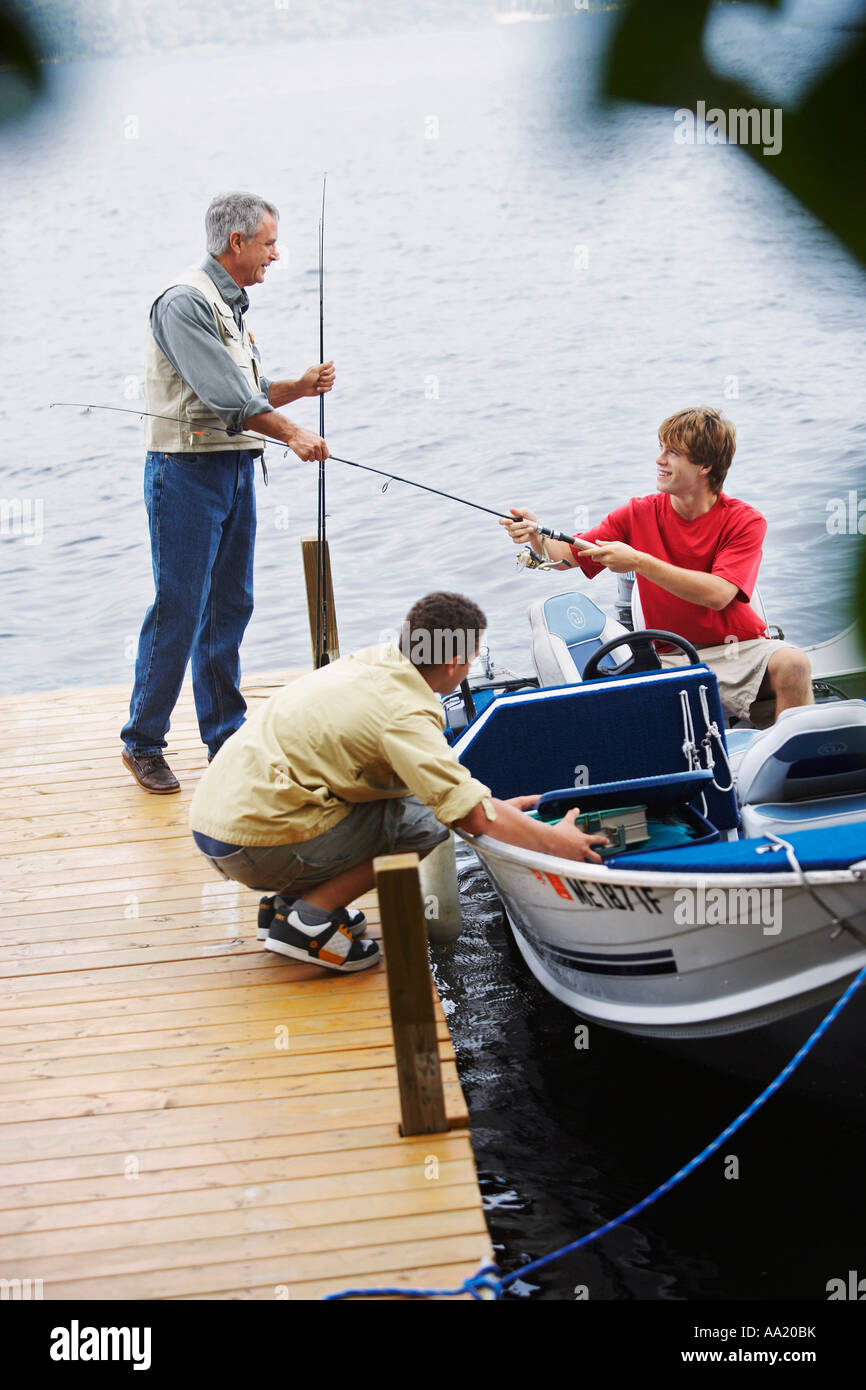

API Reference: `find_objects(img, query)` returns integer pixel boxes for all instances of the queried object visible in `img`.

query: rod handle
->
[536,523,576,545]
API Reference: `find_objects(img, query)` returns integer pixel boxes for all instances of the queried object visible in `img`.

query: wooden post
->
[301,536,339,666]
[374,852,449,1136]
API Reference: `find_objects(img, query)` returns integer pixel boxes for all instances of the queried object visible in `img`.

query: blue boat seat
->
[719,726,762,785]
[737,700,866,838]
[725,724,760,760]
[609,821,866,874]
[739,792,866,836]
[725,728,761,754]
[529,592,632,685]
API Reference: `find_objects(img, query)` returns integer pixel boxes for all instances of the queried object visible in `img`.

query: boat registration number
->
[531,870,663,914]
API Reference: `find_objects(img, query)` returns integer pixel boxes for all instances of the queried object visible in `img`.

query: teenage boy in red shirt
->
[501,406,812,723]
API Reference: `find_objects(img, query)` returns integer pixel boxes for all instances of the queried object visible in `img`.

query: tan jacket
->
[189,645,495,846]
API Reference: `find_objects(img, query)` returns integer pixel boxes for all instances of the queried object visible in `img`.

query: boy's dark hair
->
[399,592,487,671]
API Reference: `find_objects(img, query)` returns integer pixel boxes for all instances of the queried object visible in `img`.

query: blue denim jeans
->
[122,450,257,759]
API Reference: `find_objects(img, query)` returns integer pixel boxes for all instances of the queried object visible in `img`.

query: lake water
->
[1,1,864,1301]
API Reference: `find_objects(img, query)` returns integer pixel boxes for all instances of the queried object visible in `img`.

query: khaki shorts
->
[658,637,793,720]
[199,794,449,896]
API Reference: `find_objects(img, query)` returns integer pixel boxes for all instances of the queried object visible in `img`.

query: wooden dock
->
[0,673,492,1300]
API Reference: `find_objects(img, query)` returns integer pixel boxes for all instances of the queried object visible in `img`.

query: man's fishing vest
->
[144,266,265,454]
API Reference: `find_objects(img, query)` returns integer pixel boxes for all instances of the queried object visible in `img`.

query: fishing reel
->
[517,545,559,571]
[515,522,574,572]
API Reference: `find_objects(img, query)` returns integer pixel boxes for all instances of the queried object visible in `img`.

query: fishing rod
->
[49,402,230,438]
[47,402,576,545]
[49,399,272,483]
[315,174,329,669]
[326,454,576,544]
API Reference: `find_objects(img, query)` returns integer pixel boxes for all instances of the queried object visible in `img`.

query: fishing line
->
[328,454,508,520]
[47,403,576,544]
[327,454,575,543]
[49,402,227,436]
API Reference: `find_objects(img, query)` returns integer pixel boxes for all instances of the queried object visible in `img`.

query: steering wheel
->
[581,629,701,682]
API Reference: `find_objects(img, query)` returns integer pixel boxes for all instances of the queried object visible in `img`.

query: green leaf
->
[0,3,44,122]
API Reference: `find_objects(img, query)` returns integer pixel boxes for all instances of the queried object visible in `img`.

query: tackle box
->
[530,803,651,857]
[531,770,720,858]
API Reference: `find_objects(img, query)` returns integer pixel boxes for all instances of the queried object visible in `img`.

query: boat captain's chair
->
[737,700,866,838]
[529,592,632,686]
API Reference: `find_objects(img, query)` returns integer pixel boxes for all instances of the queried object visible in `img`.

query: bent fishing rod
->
[47,401,577,546]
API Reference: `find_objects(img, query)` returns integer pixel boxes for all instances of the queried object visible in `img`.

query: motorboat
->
[448,585,866,1039]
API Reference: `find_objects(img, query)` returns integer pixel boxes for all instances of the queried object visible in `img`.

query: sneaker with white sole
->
[257,893,367,942]
[265,903,381,973]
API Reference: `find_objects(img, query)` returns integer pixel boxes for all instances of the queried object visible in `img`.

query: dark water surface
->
[433,846,866,1301]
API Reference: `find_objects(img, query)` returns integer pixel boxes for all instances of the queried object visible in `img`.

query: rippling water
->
[1,5,864,695]
[1,3,864,1300]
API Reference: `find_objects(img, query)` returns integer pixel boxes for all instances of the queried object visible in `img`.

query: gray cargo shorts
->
[202,795,449,895]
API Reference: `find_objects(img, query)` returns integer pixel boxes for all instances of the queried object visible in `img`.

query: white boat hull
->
[464,836,866,1038]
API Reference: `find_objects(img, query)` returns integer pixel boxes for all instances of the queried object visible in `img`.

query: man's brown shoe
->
[122,750,181,794]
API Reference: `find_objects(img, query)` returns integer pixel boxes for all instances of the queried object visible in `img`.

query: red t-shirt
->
[571,492,768,647]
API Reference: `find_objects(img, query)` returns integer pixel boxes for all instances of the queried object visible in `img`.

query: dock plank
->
[0,674,490,1299]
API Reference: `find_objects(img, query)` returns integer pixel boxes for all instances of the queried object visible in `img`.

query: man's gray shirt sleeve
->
[151,287,272,435]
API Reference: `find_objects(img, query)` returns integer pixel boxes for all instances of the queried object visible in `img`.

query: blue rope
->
[321,1264,502,1301]
[322,963,866,1300]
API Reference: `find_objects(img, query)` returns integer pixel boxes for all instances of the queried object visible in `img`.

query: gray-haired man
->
[122,192,333,793]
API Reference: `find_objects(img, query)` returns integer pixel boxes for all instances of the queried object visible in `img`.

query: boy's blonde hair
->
[658,406,736,493]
